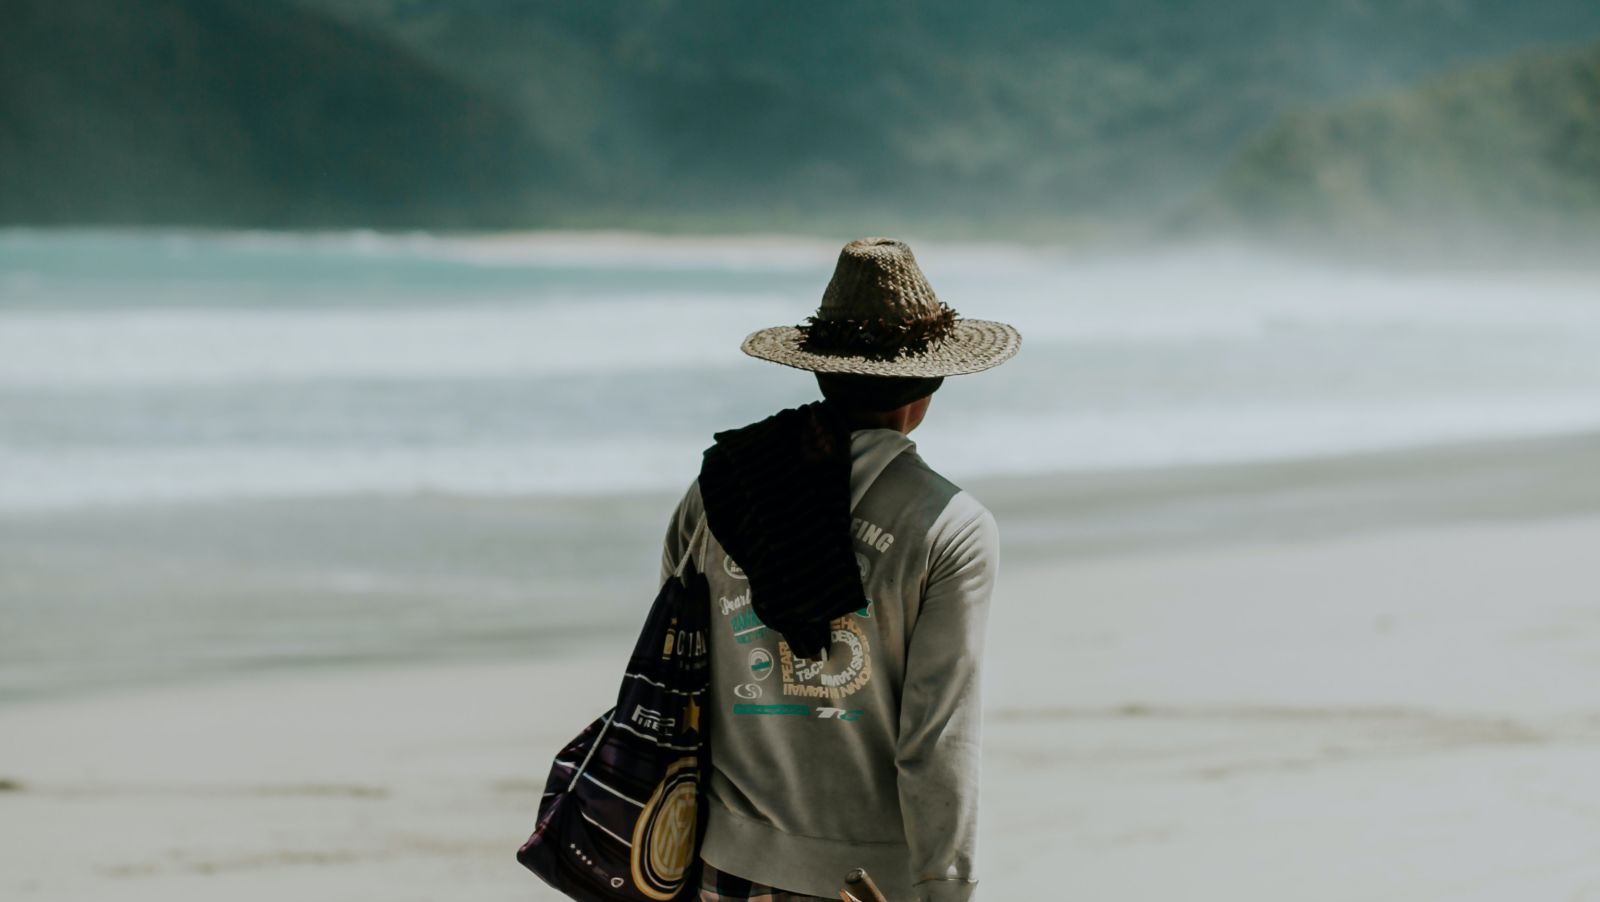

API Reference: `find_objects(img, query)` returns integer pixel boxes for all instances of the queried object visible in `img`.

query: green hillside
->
[1201,41,1600,244]
[306,0,1600,231]
[7,0,1600,232]
[0,0,560,227]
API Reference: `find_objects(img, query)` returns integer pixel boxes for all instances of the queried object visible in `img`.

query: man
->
[659,237,1020,902]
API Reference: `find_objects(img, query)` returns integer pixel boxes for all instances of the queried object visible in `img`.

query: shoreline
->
[5,427,1599,709]
[971,426,1600,559]
[10,225,1600,273]
[9,423,1599,528]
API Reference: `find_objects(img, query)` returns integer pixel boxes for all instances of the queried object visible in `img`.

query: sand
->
[5,437,1600,900]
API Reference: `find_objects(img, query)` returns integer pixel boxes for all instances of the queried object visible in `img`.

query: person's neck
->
[838,407,914,434]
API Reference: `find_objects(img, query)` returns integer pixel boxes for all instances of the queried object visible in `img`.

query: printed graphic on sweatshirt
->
[723,554,747,580]
[732,703,863,720]
[815,706,862,720]
[777,616,872,701]
[853,553,875,616]
[855,551,872,582]
[851,517,895,552]
[729,608,768,644]
[732,703,807,717]
[718,588,751,616]
[747,647,773,681]
[719,587,770,644]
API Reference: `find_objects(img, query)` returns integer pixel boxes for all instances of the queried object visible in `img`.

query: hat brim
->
[741,319,1021,377]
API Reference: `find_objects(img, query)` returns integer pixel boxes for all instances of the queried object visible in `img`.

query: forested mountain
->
[1198,40,1600,244]
[303,0,1600,230]
[5,0,1600,233]
[0,0,559,227]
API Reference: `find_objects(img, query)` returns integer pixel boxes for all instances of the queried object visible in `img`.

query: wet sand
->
[4,433,1600,899]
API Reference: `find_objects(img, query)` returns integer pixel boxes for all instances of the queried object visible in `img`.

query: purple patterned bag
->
[517,517,711,901]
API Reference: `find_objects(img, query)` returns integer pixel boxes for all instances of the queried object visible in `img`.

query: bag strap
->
[671,511,709,582]
[566,709,613,792]
[566,512,705,791]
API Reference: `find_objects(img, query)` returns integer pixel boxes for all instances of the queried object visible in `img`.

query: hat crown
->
[739,234,1021,377]
[817,237,942,322]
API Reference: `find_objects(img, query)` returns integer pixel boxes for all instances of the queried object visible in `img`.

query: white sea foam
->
[4,231,1600,510]
[0,296,782,387]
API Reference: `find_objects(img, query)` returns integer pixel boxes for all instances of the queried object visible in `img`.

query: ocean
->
[4,229,1600,512]
[5,229,1600,702]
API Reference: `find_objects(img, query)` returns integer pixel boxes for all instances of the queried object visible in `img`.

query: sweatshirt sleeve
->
[659,478,703,588]
[896,499,1000,902]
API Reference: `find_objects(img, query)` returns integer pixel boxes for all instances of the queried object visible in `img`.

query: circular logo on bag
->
[630,757,698,900]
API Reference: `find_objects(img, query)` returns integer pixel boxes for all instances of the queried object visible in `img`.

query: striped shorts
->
[698,860,834,901]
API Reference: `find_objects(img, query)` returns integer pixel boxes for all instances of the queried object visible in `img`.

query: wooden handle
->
[843,868,890,902]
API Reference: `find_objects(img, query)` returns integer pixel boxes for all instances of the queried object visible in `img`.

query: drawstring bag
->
[517,514,712,901]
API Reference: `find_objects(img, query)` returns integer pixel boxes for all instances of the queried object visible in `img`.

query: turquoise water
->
[4,228,1600,510]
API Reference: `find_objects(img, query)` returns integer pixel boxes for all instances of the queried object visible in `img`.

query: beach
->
[5,432,1600,901]
[9,0,1600,889]
[6,230,1600,899]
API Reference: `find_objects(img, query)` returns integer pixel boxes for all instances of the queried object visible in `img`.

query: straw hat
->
[741,237,1021,376]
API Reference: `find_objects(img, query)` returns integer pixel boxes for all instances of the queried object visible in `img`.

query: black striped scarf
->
[697,401,864,659]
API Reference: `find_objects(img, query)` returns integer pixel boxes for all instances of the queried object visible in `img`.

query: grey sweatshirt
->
[659,427,1000,902]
